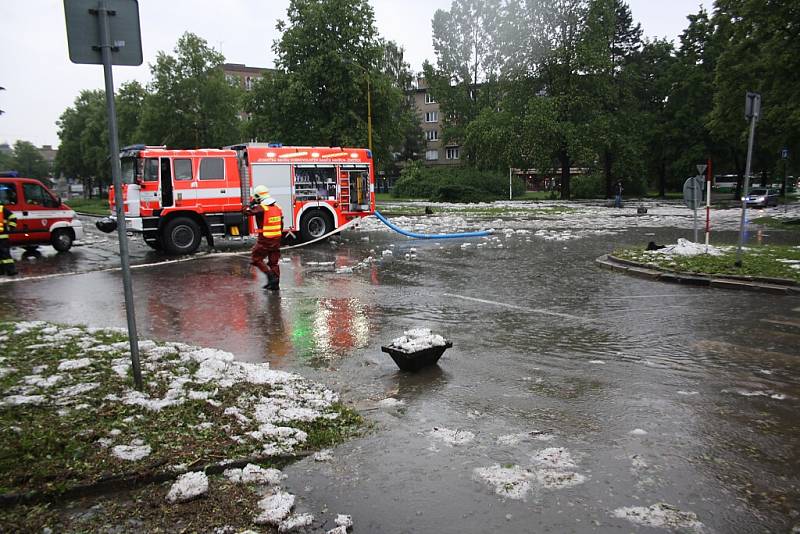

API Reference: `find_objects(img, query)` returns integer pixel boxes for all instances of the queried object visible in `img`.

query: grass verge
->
[63,198,110,216]
[612,245,800,283]
[750,216,800,232]
[0,321,362,500]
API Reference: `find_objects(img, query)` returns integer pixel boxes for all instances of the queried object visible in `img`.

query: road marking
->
[0,255,209,284]
[761,318,800,328]
[442,293,595,323]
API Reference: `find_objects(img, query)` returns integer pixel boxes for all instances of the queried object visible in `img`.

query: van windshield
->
[121,157,138,184]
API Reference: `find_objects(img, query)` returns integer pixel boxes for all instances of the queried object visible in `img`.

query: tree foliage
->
[138,32,242,148]
[11,141,50,179]
[245,0,416,172]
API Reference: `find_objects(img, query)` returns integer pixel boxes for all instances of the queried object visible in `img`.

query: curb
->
[596,255,800,295]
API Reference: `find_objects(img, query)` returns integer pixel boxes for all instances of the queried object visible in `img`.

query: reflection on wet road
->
[1,209,799,532]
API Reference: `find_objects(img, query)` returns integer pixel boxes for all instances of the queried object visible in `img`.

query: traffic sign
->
[683,176,705,209]
[696,164,707,176]
[64,0,142,66]
[745,92,761,121]
[782,148,789,159]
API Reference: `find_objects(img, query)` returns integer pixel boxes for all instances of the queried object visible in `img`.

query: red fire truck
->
[98,143,375,254]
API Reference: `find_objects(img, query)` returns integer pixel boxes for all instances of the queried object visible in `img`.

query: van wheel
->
[162,217,201,255]
[299,210,333,242]
[51,229,74,252]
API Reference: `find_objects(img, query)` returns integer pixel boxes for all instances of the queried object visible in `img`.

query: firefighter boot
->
[264,273,279,289]
[264,273,277,289]
[266,273,280,291]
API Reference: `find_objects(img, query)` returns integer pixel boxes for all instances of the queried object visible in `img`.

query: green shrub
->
[392,163,525,202]
[571,174,604,199]
[432,184,484,203]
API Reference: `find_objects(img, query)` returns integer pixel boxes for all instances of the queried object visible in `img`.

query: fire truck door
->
[139,158,161,210]
[172,158,197,207]
[251,164,292,226]
[159,158,173,207]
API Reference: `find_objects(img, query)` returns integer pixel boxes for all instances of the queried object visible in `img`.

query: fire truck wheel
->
[162,217,202,255]
[144,236,163,250]
[300,210,333,242]
[51,229,74,252]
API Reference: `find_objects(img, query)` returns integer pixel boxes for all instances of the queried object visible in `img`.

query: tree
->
[246,0,409,172]
[12,141,50,179]
[662,9,724,190]
[634,38,676,196]
[116,81,147,147]
[708,0,800,192]
[424,0,503,156]
[497,0,593,199]
[55,90,109,196]
[138,32,242,148]
[580,0,646,196]
[380,41,424,171]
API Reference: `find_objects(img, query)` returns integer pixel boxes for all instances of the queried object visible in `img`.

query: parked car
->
[745,187,780,208]
[0,174,84,251]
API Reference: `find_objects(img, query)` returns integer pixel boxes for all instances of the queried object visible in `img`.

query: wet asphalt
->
[1,207,799,532]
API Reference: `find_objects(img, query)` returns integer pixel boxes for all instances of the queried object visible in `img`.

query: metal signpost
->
[736,92,760,266]
[64,0,144,390]
[683,174,704,242]
[703,160,712,249]
[782,148,789,214]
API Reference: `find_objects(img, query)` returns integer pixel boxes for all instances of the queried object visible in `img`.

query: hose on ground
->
[374,210,492,239]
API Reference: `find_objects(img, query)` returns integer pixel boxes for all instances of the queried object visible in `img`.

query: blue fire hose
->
[373,210,492,239]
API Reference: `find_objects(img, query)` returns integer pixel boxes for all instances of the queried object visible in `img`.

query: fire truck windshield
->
[120,157,138,184]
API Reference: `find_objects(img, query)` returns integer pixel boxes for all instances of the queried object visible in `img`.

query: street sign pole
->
[98,2,142,391]
[736,92,760,267]
[64,0,143,390]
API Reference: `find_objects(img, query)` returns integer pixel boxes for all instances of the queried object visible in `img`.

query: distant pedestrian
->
[614,180,624,208]
[246,185,283,290]
[0,204,18,276]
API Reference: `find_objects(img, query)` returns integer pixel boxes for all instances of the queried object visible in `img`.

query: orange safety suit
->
[249,201,283,284]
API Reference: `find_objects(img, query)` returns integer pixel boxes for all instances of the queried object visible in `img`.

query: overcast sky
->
[0,0,705,149]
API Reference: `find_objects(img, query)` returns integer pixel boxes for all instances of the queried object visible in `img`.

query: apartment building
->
[410,77,460,166]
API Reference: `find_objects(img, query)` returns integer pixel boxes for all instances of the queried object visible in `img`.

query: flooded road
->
[1,202,799,532]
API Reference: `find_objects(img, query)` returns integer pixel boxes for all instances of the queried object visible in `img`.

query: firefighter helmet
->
[253,185,269,199]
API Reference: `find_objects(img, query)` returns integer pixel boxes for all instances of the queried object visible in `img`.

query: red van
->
[0,175,84,251]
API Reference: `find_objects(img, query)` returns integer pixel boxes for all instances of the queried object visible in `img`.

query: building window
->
[425,111,438,123]
[425,149,439,161]
[425,92,436,104]
[446,147,460,160]
[426,130,439,141]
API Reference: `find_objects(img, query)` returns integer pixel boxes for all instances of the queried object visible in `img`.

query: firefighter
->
[246,185,283,290]
[0,204,18,276]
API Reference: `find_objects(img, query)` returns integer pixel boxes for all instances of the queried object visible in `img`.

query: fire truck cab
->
[100,143,375,254]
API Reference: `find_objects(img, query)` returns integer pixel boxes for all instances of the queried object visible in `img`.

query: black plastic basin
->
[381,341,453,372]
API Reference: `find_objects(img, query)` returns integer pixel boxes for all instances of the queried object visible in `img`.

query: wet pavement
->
[2,202,800,532]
